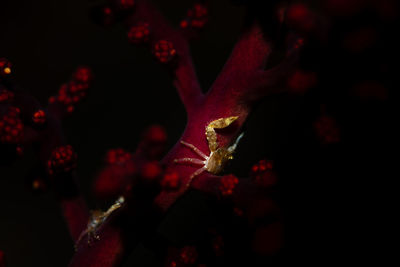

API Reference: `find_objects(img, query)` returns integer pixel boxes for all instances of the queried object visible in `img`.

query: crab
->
[174,116,244,187]
[75,196,125,249]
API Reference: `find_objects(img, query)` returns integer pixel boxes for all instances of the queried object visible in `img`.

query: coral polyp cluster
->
[47,145,77,175]
[0,58,12,77]
[0,106,23,144]
[153,40,177,63]
[127,22,150,44]
[0,89,14,103]
[180,3,208,29]
[48,66,93,114]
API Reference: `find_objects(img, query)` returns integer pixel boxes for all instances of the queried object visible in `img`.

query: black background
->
[0,0,394,266]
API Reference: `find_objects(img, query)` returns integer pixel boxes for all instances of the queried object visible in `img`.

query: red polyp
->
[15,145,24,156]
[140,161,162,181]
[314,115,340,144]
[127,22,150,44]
[179,246,198,265]
[99,5,115,26]
[0,58,12,77]
[160,170,180,190]
[0,89,14,103]
[73,66,93,84]
[233,207,244,217]
[180,20,188,29]
[153,40,177,64]
[219,174,239,196]
[104,6,112,15]
[250,159,277,188]
[105,148,132,165]
[55,81,88,112]
[31,177,47,192]
[48,66,92,117]
[47,145,77,175]
[252,160,264,172]
[0,107,24,144]
[32,109,47,125]
[181,3,208,29]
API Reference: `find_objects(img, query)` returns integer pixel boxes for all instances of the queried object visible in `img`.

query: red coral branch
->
[125,0,204,115]
[69,3,298,265]
[60,196,90,242]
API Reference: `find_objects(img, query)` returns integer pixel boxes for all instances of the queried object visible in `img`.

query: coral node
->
[219,174,239,196]
[55,80,88,112]
[105,148,132,165]
[0,58,12,76]
[73,66,93,84]
[179,246,198,265]
[127,22,150,44]
[0,89,14,103]
[0,107,24,144]
[160,170,180,190]
[250,159,277,187]
[47,145,77,175]
[181,3,208,29]
[32,109,47,125]
[153,40,177,64]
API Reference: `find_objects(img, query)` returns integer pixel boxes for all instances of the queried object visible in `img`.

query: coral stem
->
[126,0,204,115]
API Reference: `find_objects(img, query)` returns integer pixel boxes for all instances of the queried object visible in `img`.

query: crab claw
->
[206,116,239,152]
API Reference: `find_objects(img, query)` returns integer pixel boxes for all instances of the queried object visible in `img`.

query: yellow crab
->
[174,116,244,187]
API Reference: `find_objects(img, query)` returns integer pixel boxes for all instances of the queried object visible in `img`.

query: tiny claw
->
[208,116,238,129]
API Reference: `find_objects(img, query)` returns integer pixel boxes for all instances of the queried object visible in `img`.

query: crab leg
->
[180,140,208,159]
[173,158,205,165]
[187,167,207,187]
